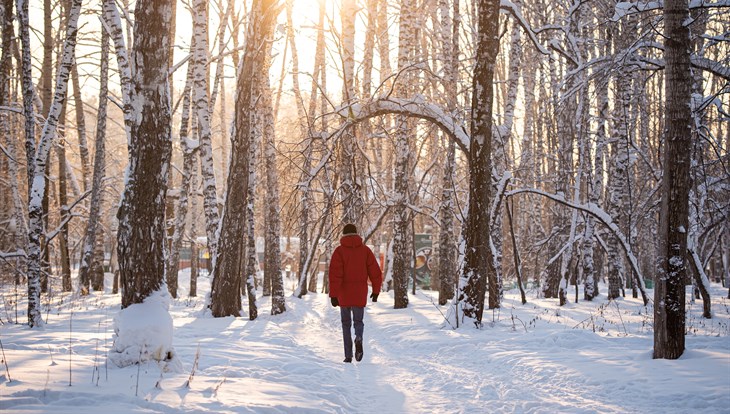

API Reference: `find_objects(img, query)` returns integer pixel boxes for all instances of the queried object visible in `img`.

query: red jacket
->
[329,235,382,307]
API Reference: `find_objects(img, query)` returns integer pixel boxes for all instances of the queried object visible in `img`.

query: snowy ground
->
[1,270,729,413]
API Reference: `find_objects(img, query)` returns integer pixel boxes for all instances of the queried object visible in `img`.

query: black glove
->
[331,297,339,307]
[370,293,378,303]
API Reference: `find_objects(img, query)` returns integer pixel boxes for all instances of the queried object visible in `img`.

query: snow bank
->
[108,290,181,372]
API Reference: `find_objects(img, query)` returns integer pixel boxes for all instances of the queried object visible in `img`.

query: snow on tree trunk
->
[460,0,499,325]
[109,291,180,371]
[78,29,109,295]
[211,0,275,318]
[192,0,221,260]
[23,0,82,327]
[653,0,692,359]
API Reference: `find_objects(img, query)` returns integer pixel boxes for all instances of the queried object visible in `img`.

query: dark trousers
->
[340,306,364,358]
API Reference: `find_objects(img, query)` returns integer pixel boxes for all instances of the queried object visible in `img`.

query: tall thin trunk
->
[25,0,83,327]
[263,82,285,315]
[391,0,417,310]
[189,153,201,298]
[242,123,259,318]
[191,0,220,260]
[654,0,691,359]
[17,0,35,193]
[166,35,196,299]
[70,64,90,193]
[57,100,71,293]
[436,0,459,306]
[39,0,55,295]
[287,0,311,298]
[77,28,109,295]
[338,0,361,226]
[1,0,26,287]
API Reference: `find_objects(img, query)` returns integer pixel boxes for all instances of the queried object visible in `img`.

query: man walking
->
[329,223,382,363]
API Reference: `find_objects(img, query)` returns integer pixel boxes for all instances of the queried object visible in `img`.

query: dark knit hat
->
[342,223,358,236]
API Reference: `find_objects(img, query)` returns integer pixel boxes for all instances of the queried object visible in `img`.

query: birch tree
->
[116,0,174,308]
[78,27,109,295]
[23,0,82,327]
[654,0,693,359]
[191,0,221,259]
[391,0,417,310]
[436,0,459,306]
[460,0,500,324]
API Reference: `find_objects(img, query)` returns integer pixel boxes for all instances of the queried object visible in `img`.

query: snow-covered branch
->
[499,0,550,56]
[333,96,470,153]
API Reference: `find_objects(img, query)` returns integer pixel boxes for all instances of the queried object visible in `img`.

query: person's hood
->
[339,235,363,248]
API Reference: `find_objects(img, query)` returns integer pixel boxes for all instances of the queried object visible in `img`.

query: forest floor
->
[1,270,729,413]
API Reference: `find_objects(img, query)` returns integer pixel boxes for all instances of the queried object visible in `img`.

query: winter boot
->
[343,357,352,363]
[355,338,363,362]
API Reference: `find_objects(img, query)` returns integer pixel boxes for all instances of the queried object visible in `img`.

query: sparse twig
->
[510,310,528,333]
[184,344,201,388]
[612,300,628,336]
[213,377,226,397]
[135,345,144,397]
[419,291,455,329]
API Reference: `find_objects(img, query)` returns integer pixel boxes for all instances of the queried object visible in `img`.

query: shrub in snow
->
[108,290,182,372]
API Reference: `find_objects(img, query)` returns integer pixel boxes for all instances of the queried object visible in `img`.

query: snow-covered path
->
[1,272,729,413]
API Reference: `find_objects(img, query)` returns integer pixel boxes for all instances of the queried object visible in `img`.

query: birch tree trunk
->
[57,101,72,293]
[263,82,286,315]
[77,27,109,293]
[192,0,221,260]
[460,0,499,324]
[242,125,259,319]
[654,0,692,359]
[436,0,459,306]
[24,0,82,327]
[38,0,56,294]
[116,0,173,308]
[166,38,196,299]
[17,0,35,193]
[391,0,417,310]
